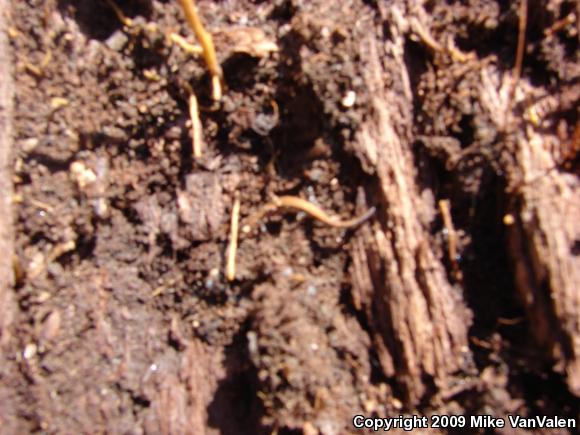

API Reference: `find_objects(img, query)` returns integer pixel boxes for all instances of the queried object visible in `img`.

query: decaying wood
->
[0,0,15,346]
[144,339,225,435]
[350,3,580,404]
[349,1,580,405]
[476,55,580,396]
[350,11,473,406]
[505,128,580,396]
[0,1,18,432]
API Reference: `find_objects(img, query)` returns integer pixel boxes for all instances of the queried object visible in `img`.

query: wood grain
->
[350,23,472,406]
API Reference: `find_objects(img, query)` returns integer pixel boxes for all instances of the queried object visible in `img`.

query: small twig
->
[24,62,43,78]
[410,17,444,52]
[439,199,462,282]
[244,195,376,231]
[507,0,528,113]
[188,93,203,158]
[544,12,576,37]
[410,17,472,62]
[226,192,241,281]
[177,0,223,100]
[104,0,133,27]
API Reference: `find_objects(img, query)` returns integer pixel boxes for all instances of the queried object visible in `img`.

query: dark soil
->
[1,0,579,433]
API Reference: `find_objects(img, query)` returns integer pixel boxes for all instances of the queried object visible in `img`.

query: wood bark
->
[350,13,473,406]
[350,3,580,405]
[0,2,19,433]
[0,0,15,347]
[505,129,580,396]
[477,61,580,396]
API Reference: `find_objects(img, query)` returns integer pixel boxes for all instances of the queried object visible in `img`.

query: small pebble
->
[105,30,129,51]
[70,161,97,189]
[21,137,39,153]
[341,90,356,108]
[23,343,37,359]
[41,310,61,341]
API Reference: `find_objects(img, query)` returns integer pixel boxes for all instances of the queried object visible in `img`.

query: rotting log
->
[350,18,473,406]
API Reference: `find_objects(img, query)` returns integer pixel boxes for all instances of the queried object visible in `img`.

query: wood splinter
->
[243,195,376,232]
[507,0,528,115]
[439,199,463,282]
[226,192,241,281]
[188,93,204,158]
